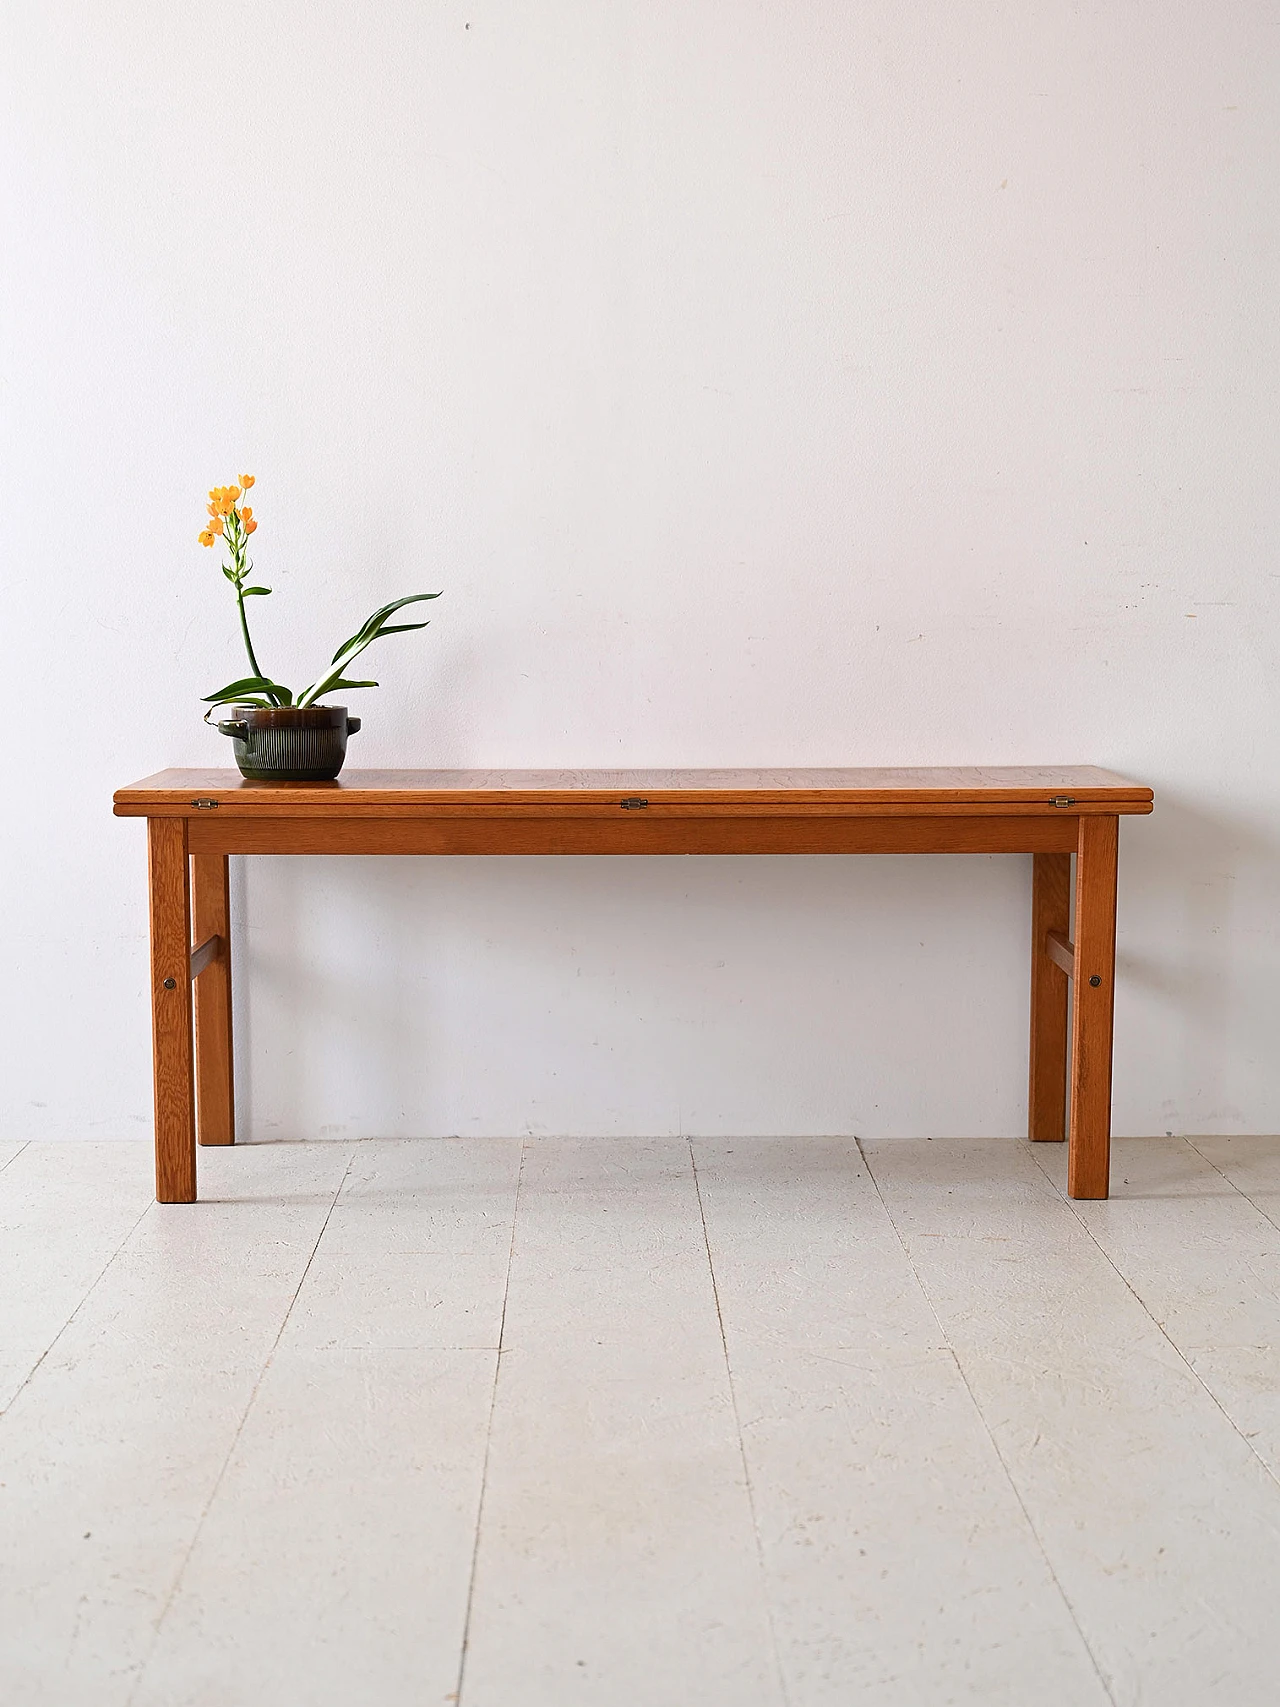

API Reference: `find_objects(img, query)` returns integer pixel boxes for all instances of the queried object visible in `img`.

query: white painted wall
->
[3,2,1277,1143]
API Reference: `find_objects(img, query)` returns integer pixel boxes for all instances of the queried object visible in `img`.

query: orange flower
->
[198,529,214,546]
[201,479,254,535]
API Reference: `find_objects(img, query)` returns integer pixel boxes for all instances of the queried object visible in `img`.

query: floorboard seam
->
[1184,1137,1280,1236]
[1030,1141,1280,1497]
[0,1190,154,1423]
[123,1143,359,1707]
[454,1136,526,1707]
[689,1138,792,1707]
[855,1138,1118,1707]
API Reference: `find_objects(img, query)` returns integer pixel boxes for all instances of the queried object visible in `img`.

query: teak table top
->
[114,766,1154,818]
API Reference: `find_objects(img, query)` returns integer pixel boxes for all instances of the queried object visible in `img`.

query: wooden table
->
[114,767,1153,1204]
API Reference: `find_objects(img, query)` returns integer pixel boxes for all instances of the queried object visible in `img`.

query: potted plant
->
[198,476,440,780]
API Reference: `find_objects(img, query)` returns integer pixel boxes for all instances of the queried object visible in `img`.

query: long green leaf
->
[298,592,441,705]
[202,674,281,702]
[240,585,272,596]
[329,592,441,664]
[203,677,293,708]
[298,665,376,705]
[301,624,430,705]
[328,612,432,670]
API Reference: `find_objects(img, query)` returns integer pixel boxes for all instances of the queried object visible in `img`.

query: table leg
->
[1067,815,1119,1199]
[192,853,235,1147]
[148,817,197,1203]
[1028,851,1071,1142]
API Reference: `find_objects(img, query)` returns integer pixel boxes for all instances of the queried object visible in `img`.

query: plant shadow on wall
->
[1113,789,1280,1138]
[226,852,1036,1144]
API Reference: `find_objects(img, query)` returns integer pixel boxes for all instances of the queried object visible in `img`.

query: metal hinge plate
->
[620,797,649,810]
[191,798,220,810]
[1049,796,1076,807]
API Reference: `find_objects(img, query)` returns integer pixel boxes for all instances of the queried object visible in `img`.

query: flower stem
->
[236,584,266,682]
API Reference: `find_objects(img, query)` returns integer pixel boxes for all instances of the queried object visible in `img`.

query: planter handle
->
[346,717,361,735]
[216,719,250,741]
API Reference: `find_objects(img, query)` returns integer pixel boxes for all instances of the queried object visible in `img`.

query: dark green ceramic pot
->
[215,705,361,781]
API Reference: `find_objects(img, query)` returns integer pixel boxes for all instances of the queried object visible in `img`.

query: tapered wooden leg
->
[1068,815,1119,1199]
[148,817,197,1203]
[192,853,235,1146]
[1028,851,1071,1142]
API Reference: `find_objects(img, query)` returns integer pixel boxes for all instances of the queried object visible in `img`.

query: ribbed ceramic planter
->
[215,705,361,781]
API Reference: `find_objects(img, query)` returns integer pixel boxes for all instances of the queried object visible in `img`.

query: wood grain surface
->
[115,766,1154,819]
[191,854,235,1148]
[1068,815,1120,1199]
[1028,853,1071,1143]
[182,813,1084,857]
[147,817,196,1202]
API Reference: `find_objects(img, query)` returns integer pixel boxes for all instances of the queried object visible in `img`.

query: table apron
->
[132,797,1147,820]
[185,814,1081,857]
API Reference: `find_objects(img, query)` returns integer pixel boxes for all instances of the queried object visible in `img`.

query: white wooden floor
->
[2,1134,1280,1706]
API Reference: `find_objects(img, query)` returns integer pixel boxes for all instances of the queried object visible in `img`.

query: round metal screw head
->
[1088,974,1102,987]
[163,977,176,990]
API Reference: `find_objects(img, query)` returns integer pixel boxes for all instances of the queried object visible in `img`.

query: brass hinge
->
[620,796,649,810]
[1049,796,1076,807]
[191,798,220,810]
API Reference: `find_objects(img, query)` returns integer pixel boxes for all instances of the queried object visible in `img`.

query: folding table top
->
[115,766,1154,817]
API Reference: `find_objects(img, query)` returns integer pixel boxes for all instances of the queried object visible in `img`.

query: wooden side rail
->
[1046,930,1075,978]
[190,935,221,979]
[191,856,235,1151]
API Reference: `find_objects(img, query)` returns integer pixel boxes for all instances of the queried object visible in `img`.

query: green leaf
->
[204,692,268,708]
[329,592,441,664]
[222,565,238,583]
[240,585,272,596]
[297,670,367,706]
[201,674,292,704]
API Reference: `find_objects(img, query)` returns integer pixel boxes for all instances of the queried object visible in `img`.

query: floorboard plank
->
[1035,1136,1280,1485]
[866,1135,1280,1707]
[132,1347,494,1707]
[0,1141,154,1413]
[1190,1134,1280,1234]
[0,1142,354,1707]
[461,1137,784,1707]
[694,1136,1107,1706]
